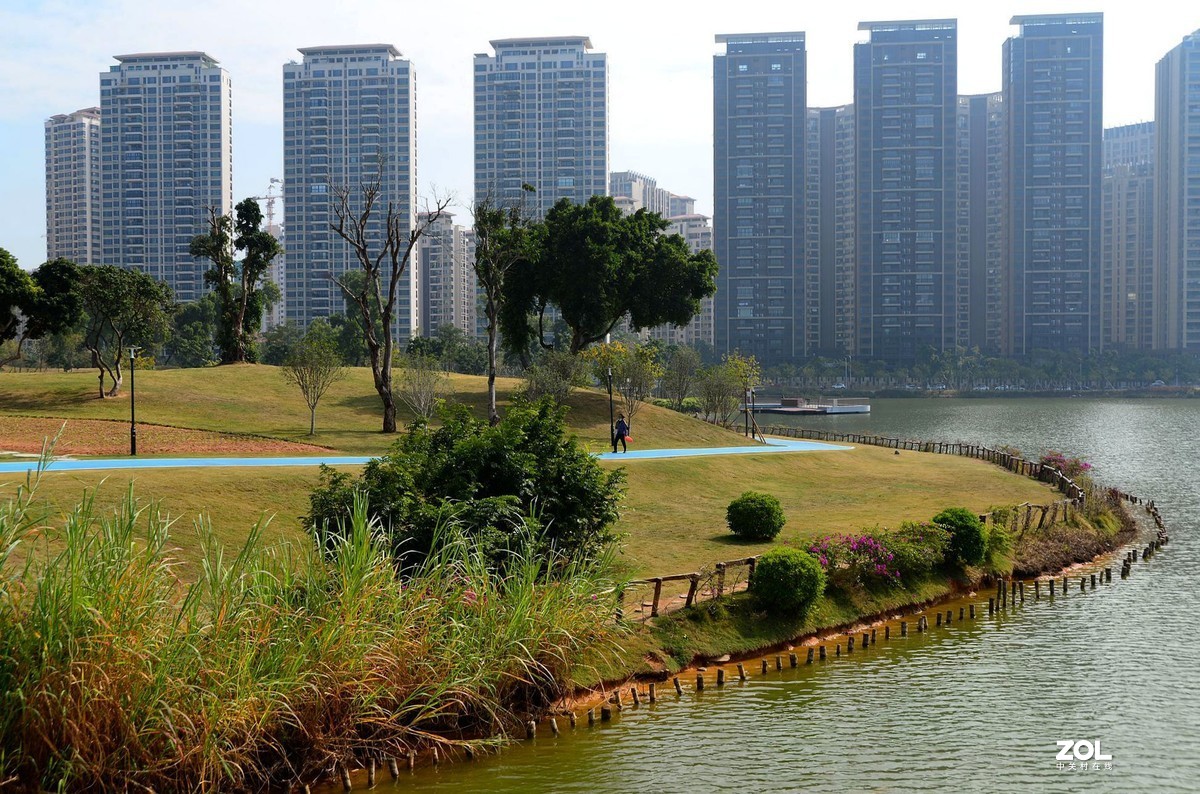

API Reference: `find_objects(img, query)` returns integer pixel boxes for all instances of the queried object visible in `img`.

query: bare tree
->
[330,172,452,432]
[471,185,536,425]
[281,333,345,435]
[396,352,451,420]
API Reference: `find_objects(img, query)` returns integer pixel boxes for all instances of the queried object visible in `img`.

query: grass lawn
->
[0,366,746,455]
[14,443,1053,583]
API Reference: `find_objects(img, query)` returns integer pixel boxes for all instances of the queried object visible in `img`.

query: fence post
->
[715,563,726,599]
[684,574,700,608]
[651,578,663,618]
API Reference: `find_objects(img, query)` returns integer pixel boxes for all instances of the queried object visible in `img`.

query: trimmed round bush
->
[726,491,786,541]
[749,547,825,615]
[931,507,986,566]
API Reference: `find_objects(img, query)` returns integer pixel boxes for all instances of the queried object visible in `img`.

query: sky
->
[1,0,1197,269]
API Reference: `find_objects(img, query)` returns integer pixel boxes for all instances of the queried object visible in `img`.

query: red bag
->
[624,435,632,442]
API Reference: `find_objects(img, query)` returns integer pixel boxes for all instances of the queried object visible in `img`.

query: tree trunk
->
[381,390,397,433]
[309,406,316,435]
[486,301,500,425]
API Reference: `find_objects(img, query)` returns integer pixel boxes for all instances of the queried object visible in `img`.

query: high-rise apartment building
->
[474,37,608,217]
[806,105,856,356]
[283,45,418,335]
[1155,29,1200,350]
[1004,14,1104,356]
[45,107,101,266]
[713,32,807,367]
[645,212,715,348]
[854,20,958,363]
[609,170,672,215]
[1102,122,1155,350]
[99,52,232,302]
[418,211,477,338]
[956,93,1007,354]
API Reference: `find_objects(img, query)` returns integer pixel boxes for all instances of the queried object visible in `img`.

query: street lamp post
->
[128,346,141,456]
[606,366,615,452]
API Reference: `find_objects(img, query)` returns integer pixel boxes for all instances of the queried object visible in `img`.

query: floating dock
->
[750,397,871,415]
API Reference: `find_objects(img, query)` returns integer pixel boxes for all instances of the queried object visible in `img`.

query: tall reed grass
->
[0,460,619,792]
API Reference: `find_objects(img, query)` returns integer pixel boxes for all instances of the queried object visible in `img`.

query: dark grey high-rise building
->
[1155,30,1200,350]
[713,32,806,367]
[1102,122,1155,350]
[805,105,856,356]
[853,20,958,362]
[1003,14,1104,356]
[956,93,1007,354]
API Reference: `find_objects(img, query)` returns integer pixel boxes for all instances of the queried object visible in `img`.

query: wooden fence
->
[613,428,1158,621]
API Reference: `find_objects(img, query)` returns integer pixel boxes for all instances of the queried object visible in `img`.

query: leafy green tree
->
[582,341,662,426]
[1,252,82,368]
[167,292,220,368]
[501,196,717,355]
[281,325,346,435]
[660,345,701,410]
[305,399,625,569]
[78,265,174,396]
[189,198,282,363]
[260,321,304,366]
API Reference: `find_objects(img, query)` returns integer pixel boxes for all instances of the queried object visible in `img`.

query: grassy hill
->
[2,365,1055,582]
[0,365,747,455]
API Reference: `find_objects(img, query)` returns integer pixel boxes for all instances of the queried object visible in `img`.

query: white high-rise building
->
[45,107,101,265]
[474,36,608,217]
[283,44,417,335]
[418,211,477,338]
[99,52,232,302]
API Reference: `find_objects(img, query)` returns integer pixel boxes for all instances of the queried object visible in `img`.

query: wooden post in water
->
[550,717,560,736]
[1020,582,1025,603]
[871,628,877,644]
[673,676,683,695]
[717,668,726,686]
[862,631,870,647]
[776,654,784,670]
[807,648,815,664]
[1091,573,1097,589]
[432,748,440,766]
[1080,575,1086,591]
[696,672,705,692]
[1106,568,1112,583]
[789,652,798,668]
[569,711,578,727]
[648,683,657,703]
[936,612,943,626]
[407,750,416,770]
[901,620,908,636]
[630,687,640,706]
[587,708,595,726]
[1035,580,1040,599]
[388,757,400,779]
[761,659,768,674]
[848,636,855,652]
[836,644,841,657]
[959,607,965,621]
[1063,575,1068,593]
[339,764,352,792]
[601,706,613,722]
[526,720,536,739]
[1049,579,1055,596]
[988,597,995,615]
[885,625,891,640]
[737,663,746,680]
[820,645,827,660]
[969,603,976,619]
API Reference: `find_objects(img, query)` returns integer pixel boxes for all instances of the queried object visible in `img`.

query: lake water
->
[343,399,1200,792]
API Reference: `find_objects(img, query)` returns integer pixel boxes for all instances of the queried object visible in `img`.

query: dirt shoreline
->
[559,504,1148,715]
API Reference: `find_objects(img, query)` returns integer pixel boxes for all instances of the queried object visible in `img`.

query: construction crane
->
[247,177,283,232]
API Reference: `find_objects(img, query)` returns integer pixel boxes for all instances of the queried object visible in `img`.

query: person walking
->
[613,413,629,453]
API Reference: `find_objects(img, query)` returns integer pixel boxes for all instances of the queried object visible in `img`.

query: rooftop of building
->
[114,51,220,64]
[715,32,805,44]
[858,19,956,32]
[1010,13,1103,27]
[297,44,402,57]
[488,36,592,50]
[46,107,101,123]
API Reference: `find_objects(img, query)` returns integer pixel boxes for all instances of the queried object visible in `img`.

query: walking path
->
[0,437,850,475]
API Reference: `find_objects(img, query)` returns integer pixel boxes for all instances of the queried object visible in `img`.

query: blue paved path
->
[0,437,850,476]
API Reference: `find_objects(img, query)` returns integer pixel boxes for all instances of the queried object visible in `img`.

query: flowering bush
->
[808,532,900,591]
[1039,450,1092,479]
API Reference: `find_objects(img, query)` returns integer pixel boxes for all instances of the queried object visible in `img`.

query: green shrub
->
[306,398,625,570]
[726,491,786,541]
[932,507,986,566]
[749,547,825,615]
[983,517,1012,568]
[887,521,950,581]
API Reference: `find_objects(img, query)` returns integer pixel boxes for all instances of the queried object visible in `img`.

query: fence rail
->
[616,427,1157,621]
